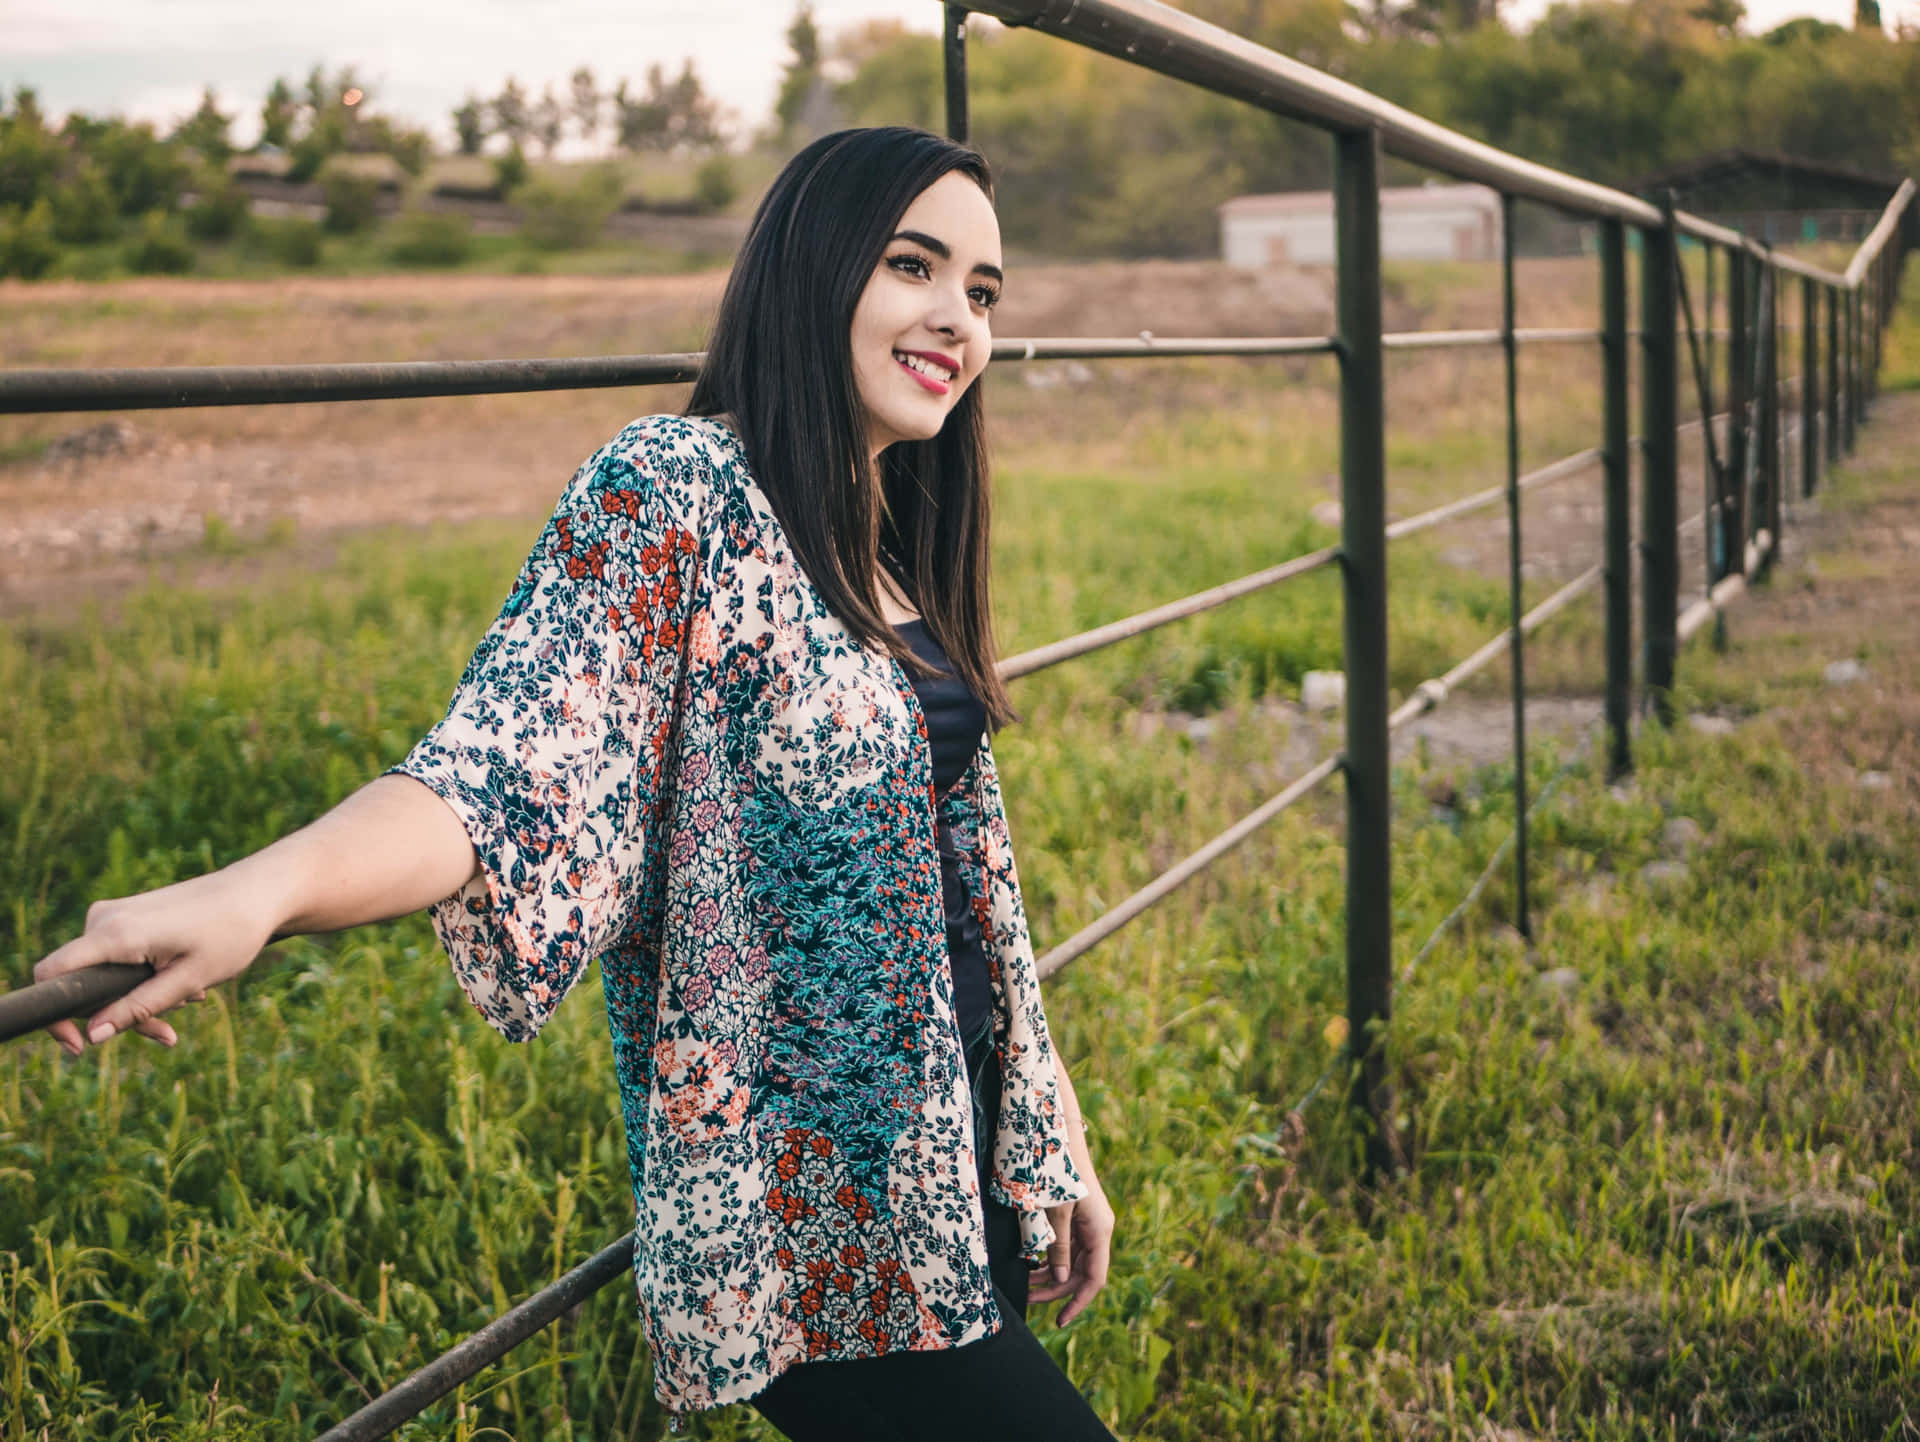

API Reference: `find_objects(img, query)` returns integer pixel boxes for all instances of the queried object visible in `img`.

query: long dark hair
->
[686,126,1013,728]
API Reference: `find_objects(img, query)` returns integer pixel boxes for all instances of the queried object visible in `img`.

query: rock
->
[1301,670,1346,712]
[1824,658,1869,686]
[1183,716,1216,743]
[42,420,143,467]
[1641,860,1689,888]
[1688,713,1736,736]
[1857,770,1893,791]
[1661,816,1705,853]
[1311,500,1342,529]
[1535,967,1581,998]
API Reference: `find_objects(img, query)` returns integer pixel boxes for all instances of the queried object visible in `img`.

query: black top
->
[892,618,994,1045]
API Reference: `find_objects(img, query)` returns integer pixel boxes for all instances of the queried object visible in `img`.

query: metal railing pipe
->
[1802,275,1820,497]
[1382,447,1603,544]
[966,0,1853,290]
[1845,287,1858,452]
[1499,194,1531,940]
[1724,250,1749,581]
[991,335,1337,360]
[0,963,154,1043]
[945,4,971,142]
[0,338,1350,416]
[1600,218,1632,777]
[314,1234,636,1442]
[1035,756,1343,979]
[1334,124,1394,1173]
[1827,285,1842,465]
[998,544,1339,680]
[1380,327,1602,351]
[1641,211,1680,723]
[0,354,706,415]
[1386,563,1605,731]
[1759,258,1781,566]
[1843,179,1917,288]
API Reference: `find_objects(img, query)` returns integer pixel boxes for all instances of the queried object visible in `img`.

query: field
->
[2,257,1917,1440]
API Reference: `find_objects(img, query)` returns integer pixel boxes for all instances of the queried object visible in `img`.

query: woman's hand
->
[1030,1180,1115,1326]
[32,773,481,1057]
[34,869,279,1055]
[1030,1049,1113,1325]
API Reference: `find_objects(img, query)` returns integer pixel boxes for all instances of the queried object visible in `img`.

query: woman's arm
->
[33,774,475,1055]
[1028,1051,1115,1325]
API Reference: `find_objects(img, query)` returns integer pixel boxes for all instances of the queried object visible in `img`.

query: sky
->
[3,0,1914,149]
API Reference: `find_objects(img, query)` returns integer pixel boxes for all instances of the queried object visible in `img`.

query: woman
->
[34,127,1118,1440]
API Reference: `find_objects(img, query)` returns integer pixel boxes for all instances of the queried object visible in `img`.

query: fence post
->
[1759,261,1780,564]
[1600,218,1632,779]
[1801,275,1819,498]
[1499,194,1530,938]
[1826,285,1841,466]
[1640,213,1679,723]
[943,5,970,143]
[1845,288,1858,453]
[1333,125,1394,1176]
[1724,248,1749,584]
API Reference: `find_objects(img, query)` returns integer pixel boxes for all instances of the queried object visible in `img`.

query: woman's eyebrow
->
[891,229,1004,284]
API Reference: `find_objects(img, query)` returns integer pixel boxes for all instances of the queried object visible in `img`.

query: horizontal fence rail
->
[2,328,1694,416]
[3,0,1912,1435]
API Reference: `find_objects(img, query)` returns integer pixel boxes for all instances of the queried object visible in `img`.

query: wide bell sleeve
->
[391,425,704,1041]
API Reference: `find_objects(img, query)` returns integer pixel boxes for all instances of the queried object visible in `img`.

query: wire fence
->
[1,0,1914,1433]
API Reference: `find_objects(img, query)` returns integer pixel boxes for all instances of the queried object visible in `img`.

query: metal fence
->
[0,0,1914,1434]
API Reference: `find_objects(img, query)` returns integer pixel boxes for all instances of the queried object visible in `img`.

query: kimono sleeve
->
[391,431,704,1041]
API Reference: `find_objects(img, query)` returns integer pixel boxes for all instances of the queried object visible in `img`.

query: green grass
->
[2,285,1915,1440]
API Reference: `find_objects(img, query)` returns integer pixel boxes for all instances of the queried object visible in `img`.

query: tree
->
[259,78,298,151]
[531,86,566,157]
[452,96,487,156]
[491,79,530,148]
[1855,0,1881,28]
[570,67,602,146]
[173,87,234,164]
[0,88,63,211]
[775,4,823,139]
[612,73,671,151]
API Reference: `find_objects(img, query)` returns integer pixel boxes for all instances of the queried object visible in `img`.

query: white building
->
[1219,183,1503,267]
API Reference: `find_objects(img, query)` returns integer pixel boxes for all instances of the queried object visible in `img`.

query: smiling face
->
[849,170,1003,461]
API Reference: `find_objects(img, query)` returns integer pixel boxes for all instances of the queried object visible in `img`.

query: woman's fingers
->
[82,959,209,1047]
[34,917,146,1056]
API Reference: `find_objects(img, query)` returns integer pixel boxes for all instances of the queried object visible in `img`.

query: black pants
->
[748,1025,1118,1442]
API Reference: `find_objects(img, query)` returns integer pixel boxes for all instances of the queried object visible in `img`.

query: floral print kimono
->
[393,414,1085,1413]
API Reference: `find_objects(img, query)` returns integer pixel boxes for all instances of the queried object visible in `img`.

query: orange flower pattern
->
[394,415,1084,1414]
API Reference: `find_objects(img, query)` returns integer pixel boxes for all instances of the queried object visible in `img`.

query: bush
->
[266,218,323,267]
[517,164,621,252]
[95,121,192,216]
[692,155,737,213]
[50,160,116,244]
[491,142,529,198]
[0,198,59,279]
[0,96,63,210]
[320,169,381,234]
[386,208,472,267]
[123,208,194,274]
[184,170,250,242]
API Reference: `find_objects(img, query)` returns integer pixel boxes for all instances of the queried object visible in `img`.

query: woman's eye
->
[888,253,931,280]
[969,286,1001,309]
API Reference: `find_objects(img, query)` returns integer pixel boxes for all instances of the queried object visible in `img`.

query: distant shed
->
[1218,184,1503,267]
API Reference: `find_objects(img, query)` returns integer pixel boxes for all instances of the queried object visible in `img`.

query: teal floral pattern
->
[394,414,1084,1413]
